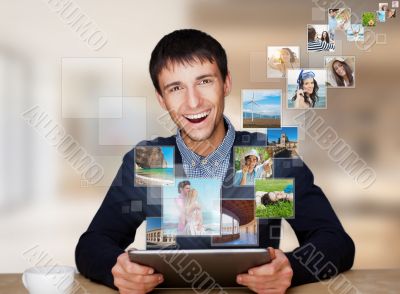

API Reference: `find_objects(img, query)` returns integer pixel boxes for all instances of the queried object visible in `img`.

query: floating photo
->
[378,3,396,19]
[211,200,258,247]
[362,12,377,26]
[346,24,364,42]
[377,10,386,22]
[266,127,299,158]
[146,217,177,250]
[233,146,273,186]
[255,178,295,219]
[379,3,389,11]
[328,8,351,37]
[267,46,300,78]
[134,146,175,186]
[242,89,282,129]
[162,178,221,236]
[325,56,355,88]
[307,24,335,52]
[287,69,327,109]
[388,9,396,18]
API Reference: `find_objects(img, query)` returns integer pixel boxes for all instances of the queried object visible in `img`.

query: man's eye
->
[199,79,212,85]
[169,86,182,92]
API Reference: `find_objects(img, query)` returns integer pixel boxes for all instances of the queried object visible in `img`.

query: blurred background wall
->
[1,0,399,272]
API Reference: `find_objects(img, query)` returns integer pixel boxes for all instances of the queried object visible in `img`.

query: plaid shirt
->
[176,116,235,180]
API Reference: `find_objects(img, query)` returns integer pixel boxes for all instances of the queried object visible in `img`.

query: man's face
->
[245,155,258,169]
[156,59,231,143]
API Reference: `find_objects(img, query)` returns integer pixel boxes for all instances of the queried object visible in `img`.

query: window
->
[221,213,239,235]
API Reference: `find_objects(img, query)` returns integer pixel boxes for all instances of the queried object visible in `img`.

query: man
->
[328,9,338,41]
[234,149,272,186]
[175,180,191,234]
[75,29,354,293]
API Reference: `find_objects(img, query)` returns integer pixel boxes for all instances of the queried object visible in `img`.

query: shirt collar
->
[176,116,236,167]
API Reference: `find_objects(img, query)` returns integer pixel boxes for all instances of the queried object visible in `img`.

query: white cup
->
[22,266,75,294]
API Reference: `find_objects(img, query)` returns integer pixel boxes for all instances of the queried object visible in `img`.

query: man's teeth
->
[184,111,210,120]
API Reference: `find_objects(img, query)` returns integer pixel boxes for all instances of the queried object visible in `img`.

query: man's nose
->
[186,87,201,108]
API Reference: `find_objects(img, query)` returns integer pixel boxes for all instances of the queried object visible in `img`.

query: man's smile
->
[183,110,211,123]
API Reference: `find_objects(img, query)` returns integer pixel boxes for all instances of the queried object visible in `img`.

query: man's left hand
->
[236,247,293,294]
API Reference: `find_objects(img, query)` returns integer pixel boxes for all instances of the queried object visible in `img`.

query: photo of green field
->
[255,178,294,218]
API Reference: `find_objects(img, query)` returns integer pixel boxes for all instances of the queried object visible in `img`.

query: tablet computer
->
[128,248,271,289]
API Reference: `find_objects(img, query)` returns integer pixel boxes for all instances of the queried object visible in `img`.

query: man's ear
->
[223,71,232,97]
[155,90,167,111]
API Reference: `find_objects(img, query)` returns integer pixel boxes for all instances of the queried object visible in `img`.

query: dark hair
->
[292,78,319,107]
[261,193,273,206]
[332,60,354,87]
[149,29,228,95]
[245,155,258,162]
[281,48,296,63]
[308,26,317,42]
[321,31,330,43]
[178,180,191,193]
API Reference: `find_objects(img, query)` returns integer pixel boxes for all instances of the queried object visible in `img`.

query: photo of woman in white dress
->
[162,178,221,236]
[184,189,206,235]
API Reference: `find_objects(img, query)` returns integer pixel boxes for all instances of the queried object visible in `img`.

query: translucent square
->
[146,187,162,205]
[376,33,387,44]
[312,7,326,21]
[334,39,343,55]
[62,57,123,118]
[99,97,147,145]
[121,205,130,214]
[90,156,122,187]
[307,52,324,68]
[80,179,89,188]
[131,200,142,212]
[269,225,281,240]
[249,52,267,83]
[99,97,123,118]
[241,134,250,143]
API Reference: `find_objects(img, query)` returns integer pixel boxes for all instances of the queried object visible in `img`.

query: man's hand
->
[236,247,293,294]
[263,161,272,173]
[242,164,249,174]
[112,252,164,294]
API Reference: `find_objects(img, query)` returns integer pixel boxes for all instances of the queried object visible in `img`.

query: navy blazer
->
[75,131,355,289]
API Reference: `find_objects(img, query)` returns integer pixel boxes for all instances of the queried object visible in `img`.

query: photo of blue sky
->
[161,146,174,168]
[146,217,161,232]
[267,127,298,143]
[242,89,282,119]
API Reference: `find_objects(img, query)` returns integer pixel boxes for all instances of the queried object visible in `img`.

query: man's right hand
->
[242,164,249,175]
[112,252,164,294]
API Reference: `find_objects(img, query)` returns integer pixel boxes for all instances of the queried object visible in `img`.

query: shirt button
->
[191,160,196,167]
[201,159,207,165]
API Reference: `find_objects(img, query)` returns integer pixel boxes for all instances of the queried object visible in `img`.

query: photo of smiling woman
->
[325,56,355,88]
[267,46,300,78]
[320,31,330,43]
[287,69,327,109]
